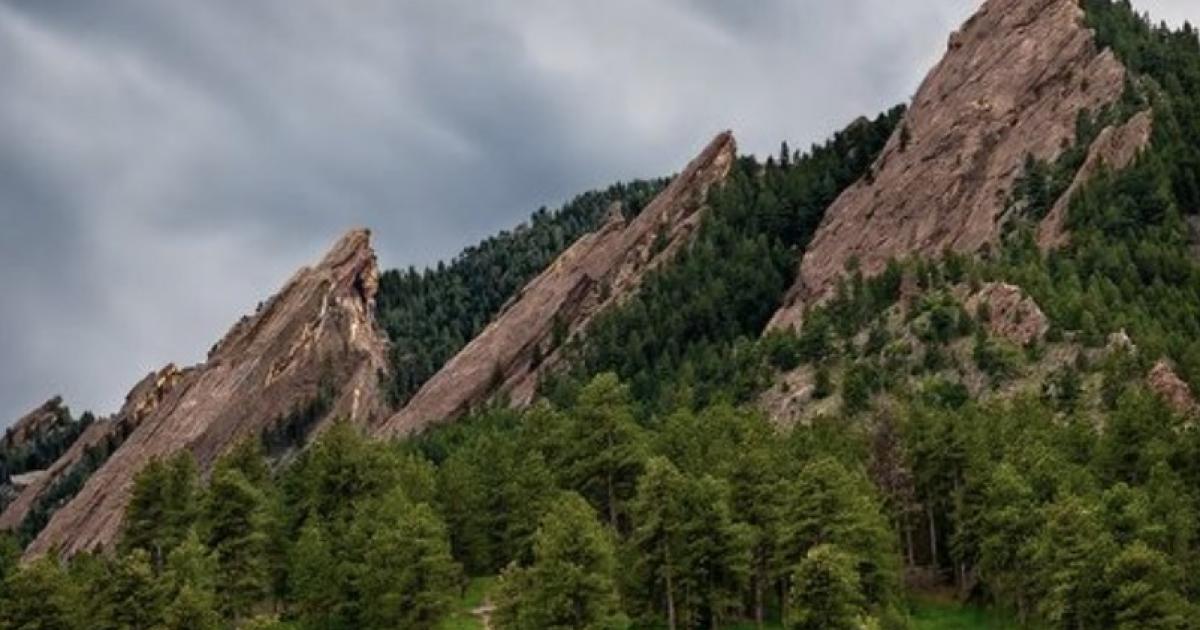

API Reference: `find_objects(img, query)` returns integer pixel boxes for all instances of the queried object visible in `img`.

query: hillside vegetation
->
[4,2,1200,629]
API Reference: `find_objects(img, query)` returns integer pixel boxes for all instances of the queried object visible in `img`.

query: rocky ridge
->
[0,365,182,532]
[1037,109,1154,248]
[378,132,737,437]
[20,230,390,558]
[2,398,70,453]
[770,0,1140,330]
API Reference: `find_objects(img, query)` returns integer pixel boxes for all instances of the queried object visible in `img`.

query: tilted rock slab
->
[23,230,390,558]
[2,397,70,453]
[378,132,736,437]
[770,0,1130,330]
[0,366,182,531]
[1037,109,1154,248]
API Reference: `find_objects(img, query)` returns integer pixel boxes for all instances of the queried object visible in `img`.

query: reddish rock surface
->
[964,282,1049,346]
[1038,110,1154,248]
[770,0,1129,331]
[1147,359,1198,416]
[0,365,182,531]
[23,230,390,558]
[2,398,70,453]
[378,132,737,437]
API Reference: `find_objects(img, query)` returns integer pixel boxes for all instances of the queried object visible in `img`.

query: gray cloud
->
[0,0,1194,424]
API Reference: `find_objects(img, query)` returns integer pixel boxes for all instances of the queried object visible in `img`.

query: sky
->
[0,1,1196,425]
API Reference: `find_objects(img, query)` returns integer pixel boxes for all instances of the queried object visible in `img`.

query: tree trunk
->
[606,472,618,530]
[665,545,677,630]
[905,518,916,567]
[754,564,765,629]
[927,504,938,570]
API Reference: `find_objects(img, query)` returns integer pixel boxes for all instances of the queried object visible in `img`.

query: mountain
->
[0,366,177,540]
[4,0,1200,628]
[769,0,1149,330]
[378,132,736,436]
[18,230,390,558]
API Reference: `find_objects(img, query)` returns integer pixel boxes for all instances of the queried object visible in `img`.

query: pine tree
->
[100,549,168,630]
[0,557,77,630]
[1106,541,1191,630]
[204,467,270,620]
[0,533,18,596]
[288,517,340,626]
[358,494,461,630]
[121,452,200,568]
[630,457,687,629]
[787,544,866,630]
[162,531,221,630]
[493,493,628,630]
[563,373,647,530]
[976,464,1039,622]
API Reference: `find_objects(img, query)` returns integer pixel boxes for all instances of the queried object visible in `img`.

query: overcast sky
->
[1,1,1195,425]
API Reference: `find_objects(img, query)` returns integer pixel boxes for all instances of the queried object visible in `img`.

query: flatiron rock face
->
[770,0,1132,331]
[2,398,70,453]
[1037,109,1154,248]
[0,366,182,531]
[23,229,390,558]
[378,132,737,437]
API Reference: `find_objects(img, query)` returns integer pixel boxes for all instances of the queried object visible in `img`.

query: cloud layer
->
[0,0,1194,424]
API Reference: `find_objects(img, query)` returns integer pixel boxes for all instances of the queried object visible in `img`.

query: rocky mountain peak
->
[377,131,736,437]
[769,0,1141,330]
[2,397,68,453]
[19,229,390,559]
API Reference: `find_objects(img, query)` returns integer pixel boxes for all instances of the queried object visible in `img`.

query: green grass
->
[909,596,1022,630]
[437,577,497,630]
[435,581,1016,630]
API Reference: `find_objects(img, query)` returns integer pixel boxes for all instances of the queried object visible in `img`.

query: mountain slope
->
[22,230,390,558]
[378,133,736,436]
[0,366,178,540]
[769,0,1143,330]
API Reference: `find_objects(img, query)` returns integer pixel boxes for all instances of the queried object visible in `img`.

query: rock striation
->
[21,229,390,558]
[1037,109,1154,248]
[378,132,737,437]
[0,366,181,531]
[770,0,1132,330]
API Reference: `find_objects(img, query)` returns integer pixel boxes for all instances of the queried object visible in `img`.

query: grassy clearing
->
[909,595,1022,630]
[437,581,1016,629]
[437,577,497,630]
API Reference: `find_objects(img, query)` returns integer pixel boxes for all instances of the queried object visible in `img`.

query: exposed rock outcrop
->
[23,229,390,558]
[1147,359,1198,416]
[2,398,70,453]
[378,132,737,437]
[770,0,1130,330]
[963,282,1049,346]
[0,365,182,532]
[1038,110,1154,248]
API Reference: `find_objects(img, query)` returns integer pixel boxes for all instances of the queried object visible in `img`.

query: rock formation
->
[1037,110,1154,248]
[1147,359,1198,416]
[378,132,737,437]
[770,0,1132,330]
[963,282,1049,346]
[21,229,390,558]
[2,398,70,453]
[0,365,182,532]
